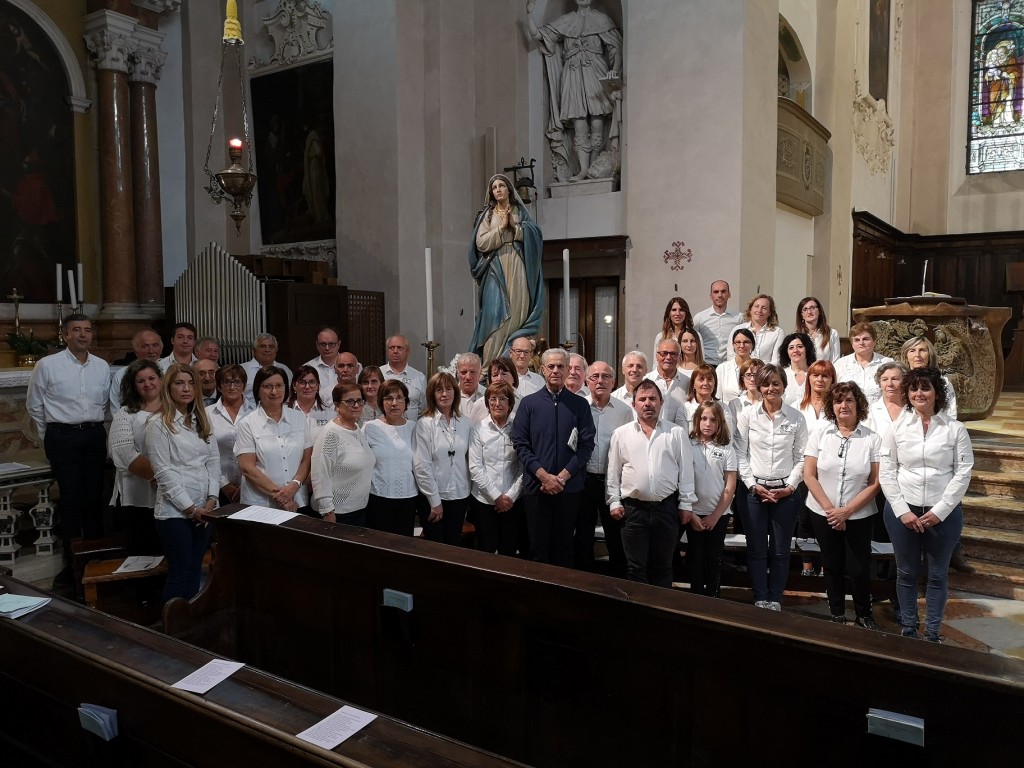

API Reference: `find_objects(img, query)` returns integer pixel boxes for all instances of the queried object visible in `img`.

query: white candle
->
[78,263,84,305]
[67,269,77,309]
[56,263,63,302]
[562,249,570,342]
[425,247,434,341]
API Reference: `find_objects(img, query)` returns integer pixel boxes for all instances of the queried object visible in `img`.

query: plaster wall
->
[156,11,186,286]
[774,205,814,330]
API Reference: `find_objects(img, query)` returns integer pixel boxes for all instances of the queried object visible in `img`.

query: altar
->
[853,299,1011,420]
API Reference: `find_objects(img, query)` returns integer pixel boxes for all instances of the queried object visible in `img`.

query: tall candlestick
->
[921,259,929,295]
[562,249,571,342]
[56,263,63,302]
[67,269,77,309]
[425,247,434,341]
[77,263,84,305]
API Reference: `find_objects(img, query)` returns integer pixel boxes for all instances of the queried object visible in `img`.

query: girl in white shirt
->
[468,381,523,556]
[414,372,472,546]
[804,382,881,628]
[687,401,737,597]
[795,296,841,363]
[145,364,220,603]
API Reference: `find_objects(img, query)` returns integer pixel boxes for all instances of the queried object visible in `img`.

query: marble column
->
[129,27,168,317]
[84,11,141,317]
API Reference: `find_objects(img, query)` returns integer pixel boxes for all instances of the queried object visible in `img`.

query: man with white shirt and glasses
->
[646,338,689,424]
[606,380,696,587]
[693,280,741,366]
[580,360,633,575]
[305,327,341,404]
[27,314,110,587]
[509,337,544,398]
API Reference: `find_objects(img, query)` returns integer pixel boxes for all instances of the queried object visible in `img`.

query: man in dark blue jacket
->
[512,347,596,567]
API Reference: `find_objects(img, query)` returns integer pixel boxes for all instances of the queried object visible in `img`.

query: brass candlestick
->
[422,341,441,378]
[559,339,576,352]
[56,301,66,348]
[6,288,22,336]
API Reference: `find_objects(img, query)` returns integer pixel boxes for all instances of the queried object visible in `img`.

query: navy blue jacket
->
[511,386,596,495]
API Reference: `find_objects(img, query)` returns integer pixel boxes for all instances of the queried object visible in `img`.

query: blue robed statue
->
[467,173,545,362]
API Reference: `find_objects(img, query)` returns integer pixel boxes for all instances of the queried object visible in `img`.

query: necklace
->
[440,415,457,465]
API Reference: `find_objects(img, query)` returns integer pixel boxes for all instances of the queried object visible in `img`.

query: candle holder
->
[559,339,576,352]
[422,340,441,378]
[55,301,66,349]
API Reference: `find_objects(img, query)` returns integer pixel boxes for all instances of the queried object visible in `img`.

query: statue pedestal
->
[549,178,617,198]
[854,300,1012,420]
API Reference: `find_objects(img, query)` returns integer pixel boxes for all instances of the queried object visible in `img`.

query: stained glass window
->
[969,1,1024,173]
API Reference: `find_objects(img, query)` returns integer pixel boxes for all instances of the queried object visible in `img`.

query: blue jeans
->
[156,517,212,604]
[742,491,800,602]
[883,503,963,636]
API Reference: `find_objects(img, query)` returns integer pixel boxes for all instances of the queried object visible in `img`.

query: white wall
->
[157,11,186,286]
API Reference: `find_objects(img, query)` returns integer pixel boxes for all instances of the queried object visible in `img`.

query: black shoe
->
[925,632,945,643]
[901,626,919,639]
[949,550,975,574]
[830,615,848,624]
[855,616,881,631]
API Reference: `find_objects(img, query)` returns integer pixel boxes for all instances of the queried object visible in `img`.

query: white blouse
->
[804,423,881,520]
[834,352,893,404]
[868,399,907,440]
[734,401,808,489]
[145,411,220,521]
[310,421,375,515]
[108,408,156,508]
[715,359,743,404]
[234,405,313,507]
[808,328,841,363]
[207,400,254,488]
[782,366,806,406]
[363,419,418,499]
[690,438,738,516]
[798,401,829,435]
[468,415,523,505]
[413,412,472,507]
[300,404,335,445]
[735,322,785,365]
[879,411,973,521]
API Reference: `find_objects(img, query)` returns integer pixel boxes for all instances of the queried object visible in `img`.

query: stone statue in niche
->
[526,0,623,184]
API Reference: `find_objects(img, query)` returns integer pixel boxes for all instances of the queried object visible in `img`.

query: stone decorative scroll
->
[852,89,895,175]
[260,239,337,267]
[248,0,333,72]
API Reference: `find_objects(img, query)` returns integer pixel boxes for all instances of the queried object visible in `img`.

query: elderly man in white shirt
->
[27,314,110,583]
[565,353,590,397]
[606,379,696,587]
[109,328,164,410]
[304,326,341,403]
[693,280,741,366]
[580,360,634,576]
[242,333,293,407]
[509,337,544,398]
[456,352,489,423]
[380,334,427,419]
[611,350,648,408]
[645,338,690,425]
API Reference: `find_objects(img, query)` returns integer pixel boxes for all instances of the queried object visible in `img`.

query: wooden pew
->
[0,574,525,767]
[165,506,1024,768]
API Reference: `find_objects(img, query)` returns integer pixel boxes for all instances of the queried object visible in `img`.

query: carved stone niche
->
[777,97,830,216]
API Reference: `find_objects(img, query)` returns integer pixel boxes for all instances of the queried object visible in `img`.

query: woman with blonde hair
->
[736,294,785,365]
[144,364,219,603]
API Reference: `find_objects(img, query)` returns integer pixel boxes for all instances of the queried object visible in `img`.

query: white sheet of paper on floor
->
[296,705,377,750]
[0,462,31,475]
[171,659,246,694]
[78,703,118,741]
[866,708,924,747]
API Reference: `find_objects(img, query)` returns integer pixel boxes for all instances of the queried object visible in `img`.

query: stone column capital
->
[129,27,168,85]
[84,11,138,73]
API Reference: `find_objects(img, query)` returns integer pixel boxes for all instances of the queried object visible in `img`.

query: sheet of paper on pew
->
[172,659,246,695]
[0,592,51,619]
[113,555,164,574]
[297,705,377,751]
[228,506,301,525]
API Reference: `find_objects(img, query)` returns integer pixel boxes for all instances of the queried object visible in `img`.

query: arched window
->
[969,0,1024,173]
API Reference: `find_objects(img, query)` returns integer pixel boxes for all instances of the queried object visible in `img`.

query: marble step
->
[970,441,1024,473]
[949,560,1024,600]
[961,526,1024,567]
[962,494,1024,531]
[969,469,1024,497]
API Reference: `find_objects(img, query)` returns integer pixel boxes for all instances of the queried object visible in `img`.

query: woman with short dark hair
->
[363,379,418,535]
[207,364,252,505]
[469,381,523,556]
[311,381,375,525]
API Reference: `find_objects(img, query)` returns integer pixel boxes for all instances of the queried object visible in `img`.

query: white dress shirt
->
[645,368,691,400]
[27,349,110,440]
[834,352,893,405]
[462,396,489,424]
[610,385,636,408]
[310,421,375,515]
[734,401,808,489]
[381,363,427,420]
[808,328,841,363]
[145,411,220,520]
[242,358,294,408]
[798,402,829,435]
[414,412,472,507]
[234,405,312,507]
[363,419,418,498]
[734,322,785,365]
[715,359,743,404]
[299,404,335,446]
[782,366,806,406]
[868,399,907,440]
[304,355,339,404]
[804,423,881,520]
[468,415,523,505]
[515,370,545,399]
[690,438,738,515]
[728,394,760,445]
[606,419,697,510]
[206,400,254,488]
[585,395,634,474]
[108,408,156,508]
[879,411,973,521]
[693,307,741,365]
[157,352,198,371]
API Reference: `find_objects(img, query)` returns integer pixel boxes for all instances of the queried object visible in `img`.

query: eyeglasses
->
[510,348,531,356]
[588,373,614,381]
[656,351,678,358]
[487,396,510,404]
[260,384,286,391]
[221,379,243,387]
[383,395,406,403]
[742,372,757,379]
[340,398,365,408]
[317,341,339,348]
[296,380,318,388]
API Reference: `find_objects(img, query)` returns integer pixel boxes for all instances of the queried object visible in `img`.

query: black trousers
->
[810,512,874,618]
[422,497,469,546]
[366,494,416,536]
[687,514,729,597]
[524,492,579,567]
[474,497,522,557]
[576,473,609,572]
[44,423,106,563]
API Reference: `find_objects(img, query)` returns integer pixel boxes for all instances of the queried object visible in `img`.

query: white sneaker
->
[767,601,782,611]
[754,601,771,609]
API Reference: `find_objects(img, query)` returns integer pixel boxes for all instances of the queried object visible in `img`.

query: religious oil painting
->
[969,0,1024,173]
[0,4,76,304]
[250,60,336,245]
[868,0,890,103]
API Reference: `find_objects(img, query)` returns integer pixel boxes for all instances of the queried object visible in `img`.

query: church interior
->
[2,0,1024,765]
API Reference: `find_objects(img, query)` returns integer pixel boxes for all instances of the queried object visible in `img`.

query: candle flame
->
[229,138,243,148]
